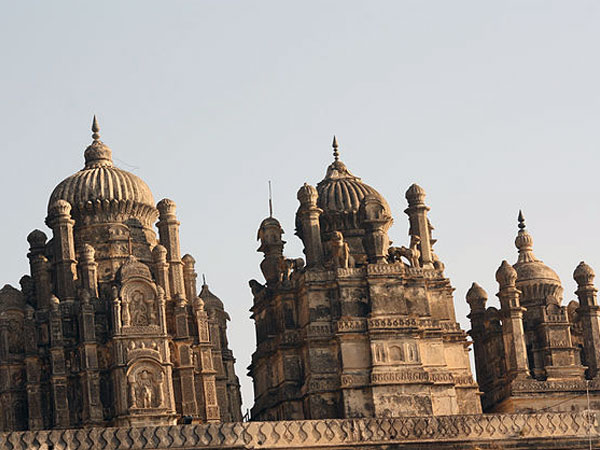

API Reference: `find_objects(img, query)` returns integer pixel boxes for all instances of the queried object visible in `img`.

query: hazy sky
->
[2,1,600,412]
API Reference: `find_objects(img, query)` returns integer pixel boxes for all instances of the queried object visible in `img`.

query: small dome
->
[574,261,595,286]
[199,282,223,310]
[405,183,426,205]
[27,229,47,247]
[466,282,488,307]
[513,212,562,305]
[317,161,390,220]
[48,118,157,227]
[316,140,390,236]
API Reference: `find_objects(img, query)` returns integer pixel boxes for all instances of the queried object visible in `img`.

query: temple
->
[467,211,600,413]
[0,125,599,449]
[0,118,242,430]
[248,137,481,420]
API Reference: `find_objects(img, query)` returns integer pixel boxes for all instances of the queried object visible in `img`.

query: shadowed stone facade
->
[248,138,481,420]
[0,118,242,431]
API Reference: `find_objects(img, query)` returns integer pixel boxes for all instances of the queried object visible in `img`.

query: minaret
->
[296,183,323,268]
[466,282,490,387]
[404,183,434,269]
[157,198,186,301]
[27,229,51,309]
[46,200,77,301]
[257,210,286,286]
[574,261,600,379]
[496,260,530,380]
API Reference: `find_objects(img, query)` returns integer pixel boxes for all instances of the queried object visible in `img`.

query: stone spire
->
[332,135,339,161]
[515,210,538,264]
[84,115,113,169]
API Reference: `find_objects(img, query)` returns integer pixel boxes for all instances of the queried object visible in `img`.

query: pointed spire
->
[268,181,273,218]
[92,115,100,141]
[202,273,207,286]
[332,135,339,161]
[518,210,526,230]
[515,210,537,264]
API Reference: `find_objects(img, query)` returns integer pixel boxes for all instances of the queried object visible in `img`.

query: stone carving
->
[0,119,243,431]
[329,231,350,269]
[120,281,158,328]
[250,143,481,422]
[128,365,164,409]
[389,236,421,267]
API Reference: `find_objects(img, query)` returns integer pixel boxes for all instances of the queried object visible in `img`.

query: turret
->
[466,282,490,389]
[257,216,285,286]
[404,184,434,269]
[359,194,392,264]
[182,254,198,305]
[27,229,51,309]
[157,198,186,301]
[495,260,530,380]
[46,200,77,301]
[296,183,324,268]
[574,261,600,378]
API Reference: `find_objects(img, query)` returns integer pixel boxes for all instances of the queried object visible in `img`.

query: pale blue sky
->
[2,1,600,411]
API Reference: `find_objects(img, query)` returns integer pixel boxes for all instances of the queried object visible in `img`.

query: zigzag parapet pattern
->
[1,413,599,449]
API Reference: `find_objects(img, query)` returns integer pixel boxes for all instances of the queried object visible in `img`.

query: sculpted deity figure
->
[330,231,350,269]
[129,290,157,326]
[142,385,152,408]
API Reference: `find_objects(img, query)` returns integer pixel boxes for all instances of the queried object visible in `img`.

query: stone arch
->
[389,345,404,362]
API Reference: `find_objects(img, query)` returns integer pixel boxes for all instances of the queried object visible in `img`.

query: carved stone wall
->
[0,413,598,449]
[0,121,242,431]
[250,149,480,421]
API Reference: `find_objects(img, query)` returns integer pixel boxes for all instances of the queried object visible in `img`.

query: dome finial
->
[515,210,538,264]
[332,135,339,161]
[202,273,207,286]
[518,210,526,230]
[92,115,100,141]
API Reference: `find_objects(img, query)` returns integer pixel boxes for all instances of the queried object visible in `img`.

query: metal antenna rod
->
[268,181,273,218]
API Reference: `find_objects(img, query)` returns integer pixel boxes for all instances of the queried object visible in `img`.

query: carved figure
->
[121,299,131,326]
[129,290,157,326]
[389,235,421,267]
[142,385,152,408]
[330,231,350,269]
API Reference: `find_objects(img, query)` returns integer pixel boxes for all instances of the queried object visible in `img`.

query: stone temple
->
[0,117,242,430]
[0,123,599,449]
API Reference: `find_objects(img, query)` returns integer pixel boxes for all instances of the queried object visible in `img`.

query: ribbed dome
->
[47,118,158,227]
[513,212,562,305]
[316,160,390,233]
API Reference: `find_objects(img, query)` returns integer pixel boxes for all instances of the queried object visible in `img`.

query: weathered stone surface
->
[468,212,600,413]
[0,413,598,449]
[249,139,480,421]
[0,118,242,431]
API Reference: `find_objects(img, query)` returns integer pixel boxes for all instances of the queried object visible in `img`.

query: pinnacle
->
[518,210,526,230]
[332,135,339,161]
[92,115,100,141]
